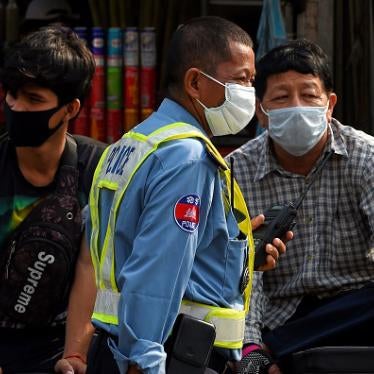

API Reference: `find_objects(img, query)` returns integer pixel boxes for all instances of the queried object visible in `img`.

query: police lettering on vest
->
[106,145,135,175]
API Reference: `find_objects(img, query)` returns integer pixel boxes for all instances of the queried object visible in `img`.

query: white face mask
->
[195,71,256,136]
[261,104,329,156]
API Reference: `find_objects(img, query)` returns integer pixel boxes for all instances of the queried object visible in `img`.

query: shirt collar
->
[253,132,279,181]
[329,118,349,158]
[157,98,207,135]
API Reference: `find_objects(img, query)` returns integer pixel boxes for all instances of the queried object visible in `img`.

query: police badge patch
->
[174,194,200,233]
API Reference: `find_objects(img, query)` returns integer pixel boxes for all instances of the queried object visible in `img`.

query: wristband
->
[242,343,261,358]
[63,353,87,364]
[237,348,274,374]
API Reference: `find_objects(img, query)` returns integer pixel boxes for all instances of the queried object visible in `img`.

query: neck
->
[272,130,329,176]
[169,92,212,137]
[16,130,67,187]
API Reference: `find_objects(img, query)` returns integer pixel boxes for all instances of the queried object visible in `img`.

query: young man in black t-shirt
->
[0,26,106,373]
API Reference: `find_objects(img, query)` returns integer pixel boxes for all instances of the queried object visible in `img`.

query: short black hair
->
[0,25,95,105]
[255,39,333,100]
[165,16,253,94]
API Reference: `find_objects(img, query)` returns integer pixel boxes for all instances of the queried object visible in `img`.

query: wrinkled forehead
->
[264,71,326,92]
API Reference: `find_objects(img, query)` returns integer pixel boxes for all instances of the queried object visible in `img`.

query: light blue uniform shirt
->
[87,99,247,373]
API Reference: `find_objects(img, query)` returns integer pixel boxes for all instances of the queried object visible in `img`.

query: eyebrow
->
[271,81,320,90]
[22,89,48,99]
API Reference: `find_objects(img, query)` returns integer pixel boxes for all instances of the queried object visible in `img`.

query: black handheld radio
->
[250,150,334,269]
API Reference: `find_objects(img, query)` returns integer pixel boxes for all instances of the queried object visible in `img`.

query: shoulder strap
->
[55,135,79,195]
[61,134,78,168]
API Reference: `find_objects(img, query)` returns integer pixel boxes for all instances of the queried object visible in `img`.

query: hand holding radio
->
[253,204,296,270]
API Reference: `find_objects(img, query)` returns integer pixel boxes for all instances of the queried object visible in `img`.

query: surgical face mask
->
[4,101,65,147]
[261,104,329,156]
[195,71,256,136]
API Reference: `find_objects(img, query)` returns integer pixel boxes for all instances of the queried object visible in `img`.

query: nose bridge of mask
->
[262,104,329,126]
[200,70,255,106]
[298,105,328,114]
[263,104,328,114]
[226,83,256,114]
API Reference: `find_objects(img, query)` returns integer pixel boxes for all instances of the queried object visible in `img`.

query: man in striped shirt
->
[228,39,374,373]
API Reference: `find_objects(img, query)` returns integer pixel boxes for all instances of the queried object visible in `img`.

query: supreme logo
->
[14,251,55,314]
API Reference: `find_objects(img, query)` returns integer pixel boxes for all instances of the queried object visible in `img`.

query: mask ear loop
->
[195,71,227,110]
[195,97,208,110]
[199,70,226,88]
[259,103,269,116]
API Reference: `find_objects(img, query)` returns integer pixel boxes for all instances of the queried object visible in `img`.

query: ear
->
[255,99,268,129]
[326,93,337,123]
[65,98,81,120]
[184,68,202,99]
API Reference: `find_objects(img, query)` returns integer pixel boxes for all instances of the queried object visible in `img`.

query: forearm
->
[63,237,97,359]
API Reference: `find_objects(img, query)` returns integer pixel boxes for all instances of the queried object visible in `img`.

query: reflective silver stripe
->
[179,303,245,343]
[94,288,121,317]
[94,288,245,343]
[95,136,147,290]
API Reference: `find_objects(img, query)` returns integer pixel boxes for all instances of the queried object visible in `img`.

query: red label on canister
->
[140,28,156,119]
[90,107,106,142]
[124,66,139,131]
[123,28,140,131]
[140,67,156,111]
[90,64,106,141]
[107,109,122,143]
[72,104,90,136]
[124,66,139,108]
[141,108,153,122]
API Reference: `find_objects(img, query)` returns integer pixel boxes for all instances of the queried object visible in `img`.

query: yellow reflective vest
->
[89,122,255,349]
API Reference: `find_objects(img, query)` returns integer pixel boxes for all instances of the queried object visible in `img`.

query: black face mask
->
[4,101,65,147]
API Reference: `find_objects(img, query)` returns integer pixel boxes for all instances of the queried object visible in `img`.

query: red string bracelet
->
[63,354,87,364]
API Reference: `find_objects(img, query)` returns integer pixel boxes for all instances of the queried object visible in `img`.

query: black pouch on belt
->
[166,313,216,374]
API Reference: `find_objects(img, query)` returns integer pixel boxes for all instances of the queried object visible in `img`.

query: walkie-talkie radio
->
[248,150,334,269]
[252,203,297,269]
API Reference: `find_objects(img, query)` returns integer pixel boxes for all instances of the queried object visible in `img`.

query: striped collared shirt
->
[226,119,374,344]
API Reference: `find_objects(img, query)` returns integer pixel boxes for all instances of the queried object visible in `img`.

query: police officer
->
[58,16,290,374]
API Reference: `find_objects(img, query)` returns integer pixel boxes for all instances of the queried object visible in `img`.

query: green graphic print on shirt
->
[0,195,41,249]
